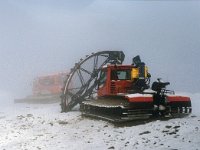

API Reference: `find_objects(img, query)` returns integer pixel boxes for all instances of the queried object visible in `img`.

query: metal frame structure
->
[60,51,125,112]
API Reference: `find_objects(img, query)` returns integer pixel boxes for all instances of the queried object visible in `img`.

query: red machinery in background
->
[15,72,67,103]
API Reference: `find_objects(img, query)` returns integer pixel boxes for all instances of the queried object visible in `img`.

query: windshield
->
[111,70,131,80]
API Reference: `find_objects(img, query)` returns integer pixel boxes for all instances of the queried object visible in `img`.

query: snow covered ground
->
[0,92,200,150]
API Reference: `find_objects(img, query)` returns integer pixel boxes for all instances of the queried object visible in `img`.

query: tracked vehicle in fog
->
[60,51,191,122]
[15,72,67,103]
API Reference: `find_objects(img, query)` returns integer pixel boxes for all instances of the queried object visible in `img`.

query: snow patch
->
[126,93,152,98]
[0,91,200,149]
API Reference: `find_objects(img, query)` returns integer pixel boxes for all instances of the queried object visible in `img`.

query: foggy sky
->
[0,0,200,95]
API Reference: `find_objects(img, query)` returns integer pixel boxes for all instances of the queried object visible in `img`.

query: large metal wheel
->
[60,51,125,112]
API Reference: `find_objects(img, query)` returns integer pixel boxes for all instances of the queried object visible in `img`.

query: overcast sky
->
[0,0,200,95]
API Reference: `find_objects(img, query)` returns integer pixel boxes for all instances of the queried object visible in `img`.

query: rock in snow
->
[0,92,200,150]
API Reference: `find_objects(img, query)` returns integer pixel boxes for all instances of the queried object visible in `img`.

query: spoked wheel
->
[60,51,125,112]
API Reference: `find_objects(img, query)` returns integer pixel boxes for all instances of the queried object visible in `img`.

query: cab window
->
[99,70,107,87]
[111,70,131,80]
